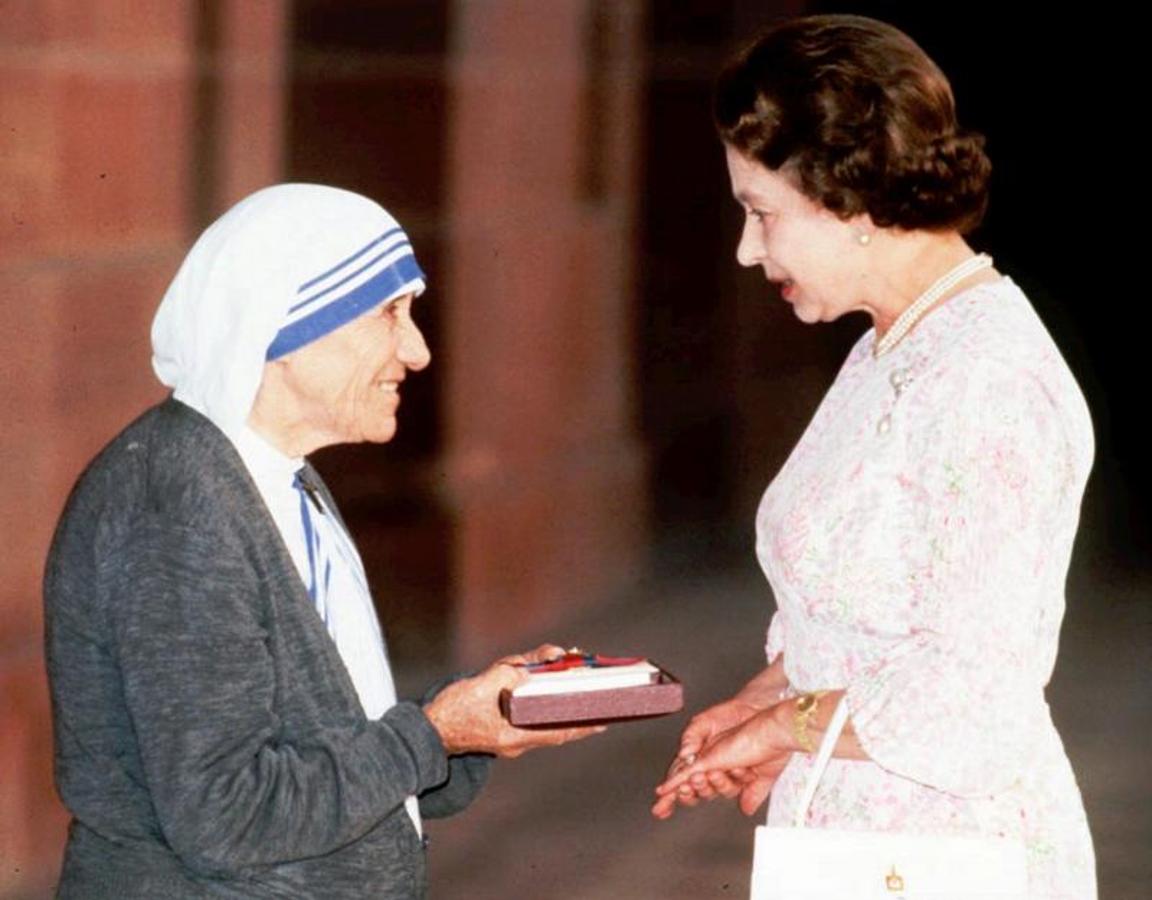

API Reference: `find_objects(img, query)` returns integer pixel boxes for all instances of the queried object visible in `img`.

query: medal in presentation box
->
[500,653,683,726]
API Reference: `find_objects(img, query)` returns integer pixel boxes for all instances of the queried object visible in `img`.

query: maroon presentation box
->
[501,667,683,726]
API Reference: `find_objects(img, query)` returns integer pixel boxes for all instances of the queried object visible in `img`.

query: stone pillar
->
[444,0,647,664]
[193,0,288,222]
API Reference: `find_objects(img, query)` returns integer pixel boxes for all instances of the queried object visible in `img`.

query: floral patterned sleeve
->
[843,356,1087,797]
[765,610,787,665]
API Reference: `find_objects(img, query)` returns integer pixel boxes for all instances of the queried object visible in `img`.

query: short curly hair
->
[715,15,991,233]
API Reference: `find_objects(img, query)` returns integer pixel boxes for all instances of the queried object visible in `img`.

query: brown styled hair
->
[715,15,991,233]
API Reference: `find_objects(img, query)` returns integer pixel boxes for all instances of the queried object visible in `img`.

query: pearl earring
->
[855,231,872,246]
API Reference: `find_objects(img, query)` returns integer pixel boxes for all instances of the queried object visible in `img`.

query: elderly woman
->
[652,16,1095,899]
[44,184,596,899]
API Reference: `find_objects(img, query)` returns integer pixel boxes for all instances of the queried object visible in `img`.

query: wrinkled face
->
[725,145,870,325]
[274,293,430,448]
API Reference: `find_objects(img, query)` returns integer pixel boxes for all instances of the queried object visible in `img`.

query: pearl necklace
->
[873,253,993,358]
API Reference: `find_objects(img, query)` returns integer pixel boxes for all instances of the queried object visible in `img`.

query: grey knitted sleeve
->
[417,675,494,818]
[105,509,449,876]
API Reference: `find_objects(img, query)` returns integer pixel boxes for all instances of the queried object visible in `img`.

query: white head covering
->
[151,183,425,434]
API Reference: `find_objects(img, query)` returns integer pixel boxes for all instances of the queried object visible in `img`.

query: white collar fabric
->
[151,183,425,435]
[225,423,423,834]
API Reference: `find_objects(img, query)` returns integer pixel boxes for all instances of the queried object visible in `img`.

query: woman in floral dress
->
[652,16,1095,899]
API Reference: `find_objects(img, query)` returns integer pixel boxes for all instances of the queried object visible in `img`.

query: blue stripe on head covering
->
[297,227,406,296]
[288,236,414,317]
[265,254,425,360]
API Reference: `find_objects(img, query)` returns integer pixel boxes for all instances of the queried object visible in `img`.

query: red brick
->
[93,0,192,53]
[0,3,191,61]
[449,2,586,214]
[0,60,192,263]
[0,62,62,261]
[448,73,585,212]
[443,0,647,665]
[0,657,69,896]
[0,267,62,643]
[447,214,633,455]
[215,66,285,207]
[212,0,289,206]
[454,0,585,65]
[31,0,192,53]
[53,68,192,256]
[219,0,289,57]
[563,213,635,428]
[47,253,176,482]
[0,0,52,47]
[0,253,174,643]
[453,439,646,665]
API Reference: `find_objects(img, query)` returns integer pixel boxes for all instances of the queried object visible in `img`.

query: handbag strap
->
[792,695,850,828]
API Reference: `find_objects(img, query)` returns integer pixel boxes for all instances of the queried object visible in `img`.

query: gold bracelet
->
[792,691,828,753]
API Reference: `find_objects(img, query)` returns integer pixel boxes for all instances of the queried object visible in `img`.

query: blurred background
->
[2,1,1147,897]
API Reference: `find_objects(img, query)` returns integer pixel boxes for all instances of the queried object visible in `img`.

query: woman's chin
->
[791,303,824,325]
[358,414,399,445]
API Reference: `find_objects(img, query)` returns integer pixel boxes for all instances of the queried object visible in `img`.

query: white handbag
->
[750,698,1029,899]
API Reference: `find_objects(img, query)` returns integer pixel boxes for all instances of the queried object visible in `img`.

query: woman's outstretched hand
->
[677,696,762,759]
[652,704,792,818]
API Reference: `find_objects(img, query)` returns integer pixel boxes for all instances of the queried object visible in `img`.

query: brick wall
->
[1,0,645,889]
[0,2,287,894]
[1,0,651,889]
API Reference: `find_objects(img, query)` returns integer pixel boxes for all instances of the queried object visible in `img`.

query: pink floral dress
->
[757,278,1096,899]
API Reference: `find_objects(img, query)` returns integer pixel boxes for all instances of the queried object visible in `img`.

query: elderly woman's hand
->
[424,653,605,758]
[494,643,569,667]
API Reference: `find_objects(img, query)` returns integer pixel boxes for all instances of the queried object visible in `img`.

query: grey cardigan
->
[44,399,490,898]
